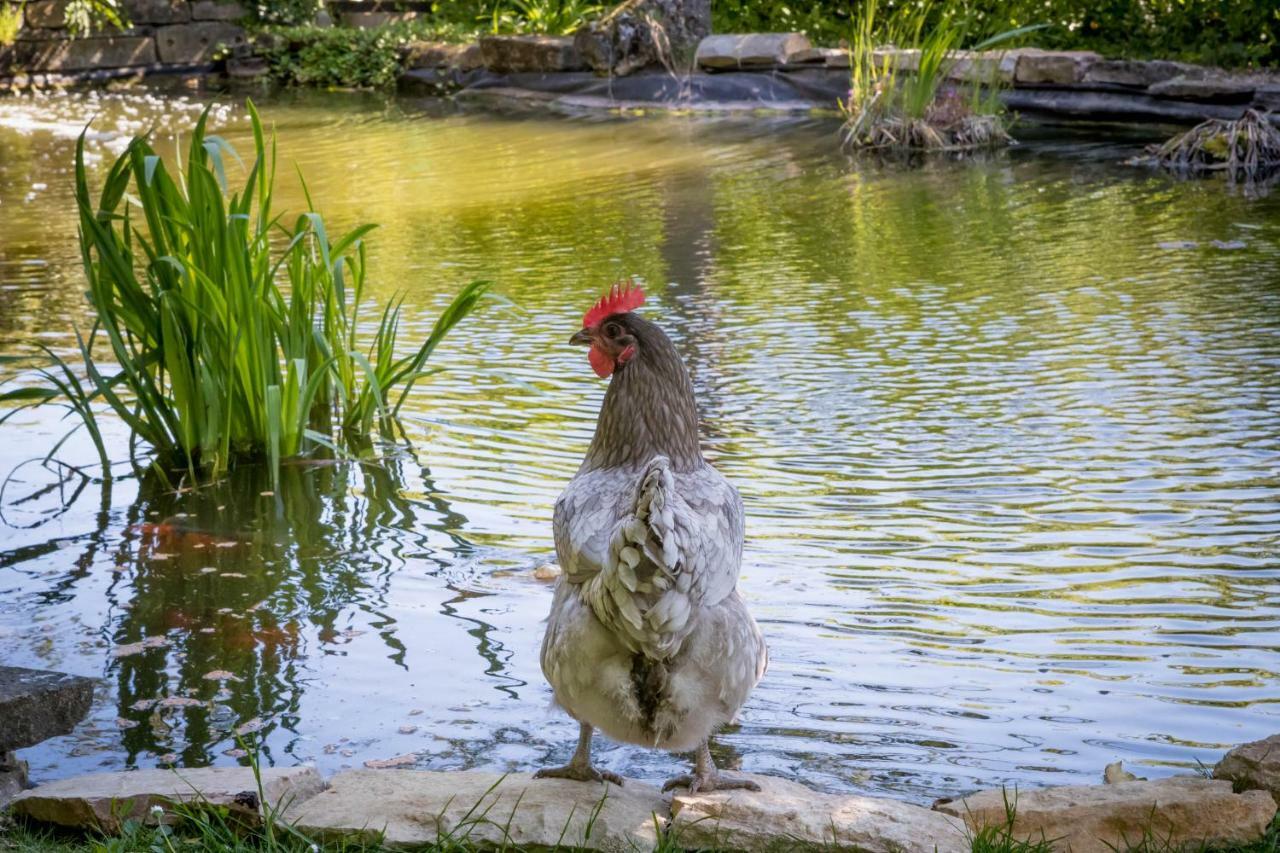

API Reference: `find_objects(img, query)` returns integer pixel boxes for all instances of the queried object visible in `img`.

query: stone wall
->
[0,0,246,78]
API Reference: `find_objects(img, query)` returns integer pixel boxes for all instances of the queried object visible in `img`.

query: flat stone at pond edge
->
[670,773,967,853]
[1216,733,1280,805]
[285,770,664,850]
[0,666,94,752]
[1014,50,1100,85]
[4,35,157,71]
[10,766,325,833]
[696,33,812,70]
[120,0,190,24]
[933,777,1277,853]
[479,35,584,73]
[1084,58,1202,88]
[1148,74,1256,102]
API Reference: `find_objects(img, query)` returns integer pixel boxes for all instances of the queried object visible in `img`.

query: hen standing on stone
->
[537,282,767,794]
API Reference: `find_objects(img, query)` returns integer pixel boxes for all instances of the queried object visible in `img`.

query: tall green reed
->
[1,101,489,488]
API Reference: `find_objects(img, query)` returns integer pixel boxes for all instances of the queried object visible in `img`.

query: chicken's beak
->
[569,328,593,347]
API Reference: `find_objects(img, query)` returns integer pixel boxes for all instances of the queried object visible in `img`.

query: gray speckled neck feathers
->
[583,315,703,472]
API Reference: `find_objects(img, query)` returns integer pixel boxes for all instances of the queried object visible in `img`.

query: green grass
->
[0,102,489,488]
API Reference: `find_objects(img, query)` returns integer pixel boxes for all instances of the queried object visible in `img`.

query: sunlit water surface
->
[1,86,1278,803]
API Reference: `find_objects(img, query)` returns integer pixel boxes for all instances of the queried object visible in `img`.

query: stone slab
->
[285,770,664,850]
[479,34,584,73]
[1083,58,1202,88]
[1148,73,1256,102]
[23,0,69,28]
[0,667,94,751]
[402,40,471,69]
[934,777,1277,853]
[121,0,190,24]
[154,21,244,63]
[1014,50,1100,85]
[0,751,29,809]
[671,774,968,853]
[10,766,325,833]
[696,33,812,70]
[190,0,244,21]
[1216,733,1280,805]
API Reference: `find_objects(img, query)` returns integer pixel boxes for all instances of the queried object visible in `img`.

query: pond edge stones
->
[1215,733,1280,805]
[284,769,665,850]
[933,776,1278,853]
[0,666,95,807]
[9,766,325,833]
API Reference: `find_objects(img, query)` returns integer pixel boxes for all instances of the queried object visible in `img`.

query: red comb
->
[582,281,646,329]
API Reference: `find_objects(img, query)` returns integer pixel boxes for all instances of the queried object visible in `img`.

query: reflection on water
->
[1,87,1278,803]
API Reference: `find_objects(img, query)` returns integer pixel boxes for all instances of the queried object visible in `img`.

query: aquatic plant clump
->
[839,0,1037,153]
[0,101,489,486]
[1145,110,1280,180]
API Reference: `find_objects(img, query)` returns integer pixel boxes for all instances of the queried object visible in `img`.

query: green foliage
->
[486,0,602,35]
[715,0,1279,69]
[0,102,489,486]
[966,788,1058,853]
[260,25,406,87]
[259,19,473,87]
[62,0,126,37]
[250,0,320,26]
[0,1,21,46]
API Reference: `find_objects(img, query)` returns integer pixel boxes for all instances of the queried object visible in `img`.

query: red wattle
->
[588,345,614,378]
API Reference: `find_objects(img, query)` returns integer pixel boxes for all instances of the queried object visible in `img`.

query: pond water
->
[1,86,1278,804]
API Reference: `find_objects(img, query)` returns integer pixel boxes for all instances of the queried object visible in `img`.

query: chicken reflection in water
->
[96,453,478,768]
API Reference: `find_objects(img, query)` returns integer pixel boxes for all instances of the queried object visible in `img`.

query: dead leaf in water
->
[223,748,248,758]
[532,563,561,581]
[220,573,246,579]
[112,636,170,658]
[235,717,264,736]
[116,717,139,729]
[398,725,418,735]
[203,670,242,682]
[364,753,417,769]
[130,699,156,711]
[157,696,204,709]
[158,753,178,764]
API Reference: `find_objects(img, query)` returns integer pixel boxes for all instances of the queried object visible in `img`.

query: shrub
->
[0,102,490,486]
[0,1,22,45]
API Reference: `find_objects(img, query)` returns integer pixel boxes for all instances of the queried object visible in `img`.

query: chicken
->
[536,282,767,794]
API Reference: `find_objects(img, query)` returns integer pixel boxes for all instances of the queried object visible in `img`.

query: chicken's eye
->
[603,322,622,338]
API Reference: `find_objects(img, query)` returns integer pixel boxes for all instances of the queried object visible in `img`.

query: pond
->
[1,86,1278,804]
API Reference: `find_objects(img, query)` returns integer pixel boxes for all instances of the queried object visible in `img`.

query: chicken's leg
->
[534,722,624,785]
[662,741,761,794]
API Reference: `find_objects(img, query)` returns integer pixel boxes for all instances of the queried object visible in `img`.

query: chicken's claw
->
[534,764,625,786]
[662,772,761,795]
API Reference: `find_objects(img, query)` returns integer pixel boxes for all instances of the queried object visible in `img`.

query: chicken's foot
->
[534,722,624,786]
[662,741,760,794]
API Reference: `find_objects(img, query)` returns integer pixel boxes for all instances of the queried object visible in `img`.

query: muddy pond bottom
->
[0,87,1278,803]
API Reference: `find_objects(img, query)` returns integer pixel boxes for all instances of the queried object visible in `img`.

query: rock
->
[402,40,470,69]
[154,22,245,64]
[1084,59,1202,88]
[934,777,1277,853]
[1216,734,1280,805]
[1014,50,1100,85]
[1103,761,1143,784]
[787,46,844,66]
[120,0,189,24]
[286,770,664,850]
[1256,85,1280,111]
[1148,74,1256,103]
[575,0,709,76]
[190,0,245,21]
[479,34,585,73]
[0,667,94,752]
[695,33,812,71]
[671,774,967,853]
[454,41,483,71]
[22,0,69,29]
[11,766,325,833]
[0,751,29,809]
[225,54,267,78]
